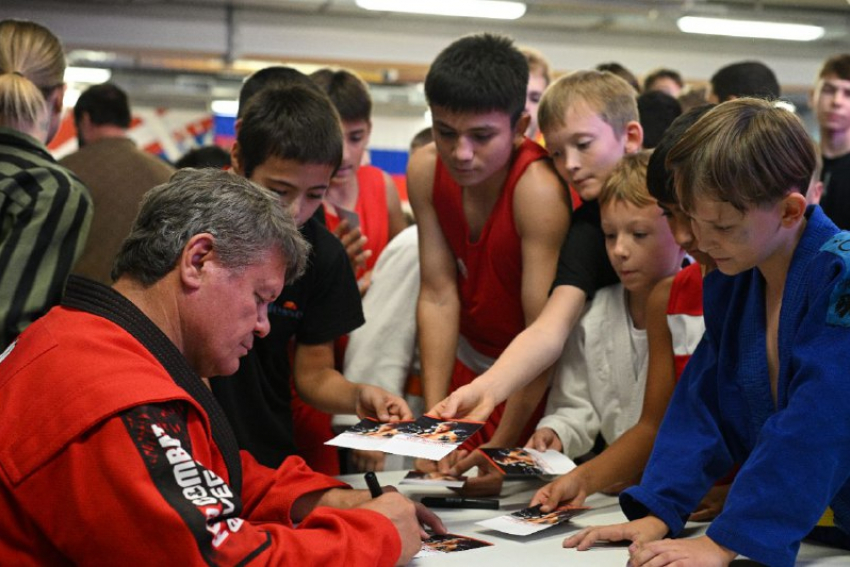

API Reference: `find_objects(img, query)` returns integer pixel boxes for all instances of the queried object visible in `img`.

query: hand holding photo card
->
[325,415,483,460]
[414,533,493,558]
[478,447,576,478]
[400,470,468,488]
[477,504,590,537]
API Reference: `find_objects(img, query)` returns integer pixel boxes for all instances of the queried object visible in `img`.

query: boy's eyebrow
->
[565,129,597,139]
[266,178,329,191]
[432,119,499,133]
[690,210,733,225]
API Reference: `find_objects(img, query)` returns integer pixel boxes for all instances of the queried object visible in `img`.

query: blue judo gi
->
[621,206,850,567]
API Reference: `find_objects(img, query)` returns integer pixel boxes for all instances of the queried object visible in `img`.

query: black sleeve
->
[296,220,365,345]
[551,202,619,299]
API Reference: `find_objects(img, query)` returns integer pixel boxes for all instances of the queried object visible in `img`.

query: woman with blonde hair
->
[0,19,93,350]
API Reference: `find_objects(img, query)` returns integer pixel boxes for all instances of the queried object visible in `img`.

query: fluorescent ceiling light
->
[677,16,824,42]
[355,0,526,20]
[211,99,239,117]
[64,66,112,84]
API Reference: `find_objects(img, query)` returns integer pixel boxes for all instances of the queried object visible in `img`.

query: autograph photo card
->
[326,415,483,460]
[414,533,493,558]
[324,417,416,452]
[400,470,468,488]
[477,504,590,536]
[381,415,483,461]
[477,447,577,478]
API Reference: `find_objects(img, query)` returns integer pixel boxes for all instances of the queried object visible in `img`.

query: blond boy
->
[529,151,684,459]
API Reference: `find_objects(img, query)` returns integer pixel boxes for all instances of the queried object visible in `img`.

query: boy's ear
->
[230,141,244,176]
[623,120,644,154]
[514,112,531,140]
[780,191,808,227]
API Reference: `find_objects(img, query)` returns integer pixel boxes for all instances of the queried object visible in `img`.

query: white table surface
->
[341,470,850,566]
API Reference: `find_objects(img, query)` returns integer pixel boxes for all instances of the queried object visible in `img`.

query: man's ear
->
[230,141,243,175]
[623,120,644,154]
[781,191,808,227]
[179,233,216,290]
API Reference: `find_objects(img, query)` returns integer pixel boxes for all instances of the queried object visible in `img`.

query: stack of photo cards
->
[477,504,590,537]
[414,533,493,558]
[400,470,467,488]
[478,447,577,478]
[325,415,484,461]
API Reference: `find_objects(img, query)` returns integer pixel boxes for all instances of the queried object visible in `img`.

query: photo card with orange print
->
[324,416,416,452]
[326,414,483,460]
[478,447,576,478]
[414,533,494,557]
[400,470,468,488]
[477,503,590,536]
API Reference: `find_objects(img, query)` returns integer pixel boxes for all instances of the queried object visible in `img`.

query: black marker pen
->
[420,496,500,510]
[364,471,383,498]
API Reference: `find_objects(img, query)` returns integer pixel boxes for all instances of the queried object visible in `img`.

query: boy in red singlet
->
[408,33,572,466]
[311,68,407,294]
[431,70,643,434]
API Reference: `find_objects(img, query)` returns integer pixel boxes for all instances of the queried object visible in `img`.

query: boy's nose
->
[565,149,580,171]
[673,221,695,249]
[454,138,474,161]
[287,199,304,223]
[691,221,715,252]
[613,235,629,257]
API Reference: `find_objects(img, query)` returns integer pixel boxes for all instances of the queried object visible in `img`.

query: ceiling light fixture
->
[355,0,526,20]
[64,66,112,84]
[677,16,824,42]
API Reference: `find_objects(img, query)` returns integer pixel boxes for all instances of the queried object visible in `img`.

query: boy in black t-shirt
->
[434,71,643,450]
[813,54,850,229]
[211,81,411,471]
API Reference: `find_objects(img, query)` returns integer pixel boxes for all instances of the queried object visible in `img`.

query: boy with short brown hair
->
[812,53,850,229]
[566,98,850,567]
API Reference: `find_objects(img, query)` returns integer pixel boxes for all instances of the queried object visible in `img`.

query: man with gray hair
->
[0,168,439,565]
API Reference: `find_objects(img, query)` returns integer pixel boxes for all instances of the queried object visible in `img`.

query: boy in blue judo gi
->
[563,97,850,566]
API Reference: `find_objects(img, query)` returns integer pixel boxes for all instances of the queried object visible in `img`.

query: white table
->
[341,471,850,566]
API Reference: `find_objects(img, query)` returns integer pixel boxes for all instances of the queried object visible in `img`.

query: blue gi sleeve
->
[619,328,735,536]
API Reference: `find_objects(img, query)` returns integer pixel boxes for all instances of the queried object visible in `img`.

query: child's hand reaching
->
[525,427,563,452]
